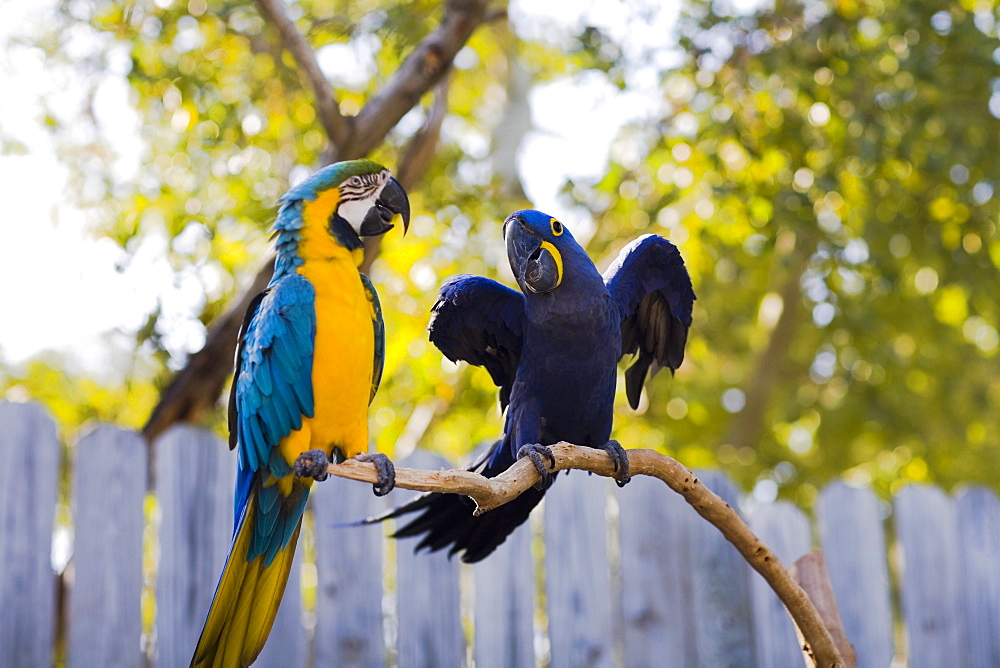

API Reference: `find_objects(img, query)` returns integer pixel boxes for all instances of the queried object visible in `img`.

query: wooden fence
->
[1,399,999,667]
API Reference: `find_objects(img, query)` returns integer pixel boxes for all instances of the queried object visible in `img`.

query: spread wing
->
[360,273,384,405]
[603,234,696,409]
[228,273,316,476]
[428,274,525,411]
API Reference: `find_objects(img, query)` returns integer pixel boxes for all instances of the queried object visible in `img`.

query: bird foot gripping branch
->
[597,439,630,487]
[353,452,396,496]
[294,449,331,481]
[516,443,556,489]
[516,440,630,489]
[295,448,396,496]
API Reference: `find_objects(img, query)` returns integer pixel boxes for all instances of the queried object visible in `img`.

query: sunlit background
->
[0,0,678,370]
[1,0,999,504]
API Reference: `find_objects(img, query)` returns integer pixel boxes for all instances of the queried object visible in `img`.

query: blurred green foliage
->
[3,0,999,506]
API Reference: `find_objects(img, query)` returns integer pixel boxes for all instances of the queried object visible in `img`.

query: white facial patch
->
[336,170,390,234]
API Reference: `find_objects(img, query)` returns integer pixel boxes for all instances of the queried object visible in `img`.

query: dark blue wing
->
[232,273,316,480]
[360,273,384,405]
[604,234,696,409]
[428,274,525,411]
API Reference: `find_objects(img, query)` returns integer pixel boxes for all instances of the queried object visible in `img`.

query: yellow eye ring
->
[550,218,564,236]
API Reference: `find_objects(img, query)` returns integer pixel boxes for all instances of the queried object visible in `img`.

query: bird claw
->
[517,443,555,490]
[355,452,396,496]
[294,449,330,481]
[599,439,631,487]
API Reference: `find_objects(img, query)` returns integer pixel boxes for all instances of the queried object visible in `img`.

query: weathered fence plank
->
[689,471,755,667]
[0,401,60,667]
[6,415,1000,666]
[394,451,465,668]
[749,500,811,667]
[473,513,535,668]
[154,425,236,666]
[313,471,388,667]
[816,481,893,667]
[544,471,615,668]
[895,484,965,668]
[955,486,1000,668]
[618,474,696,667]
[67,424,147,668]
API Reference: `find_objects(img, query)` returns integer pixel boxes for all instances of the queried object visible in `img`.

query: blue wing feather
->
[231,273,316,530]
[232,465,254,535]
[427,275,526,411]
[290,375,314,417]
[242,417,265,472]
[603,234,696,408]
[257,483,280,524]
[257,399,281,445]
[266,515,288,565]
[360,273,385,404]
[271,337,300,383]
[252,482,280,562]
[253,353,274,396]
[283,493,309,545]
[269,367,301,432]
[268,448,292,478]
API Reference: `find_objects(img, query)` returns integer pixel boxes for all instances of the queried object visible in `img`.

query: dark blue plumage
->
[380,209,696,563]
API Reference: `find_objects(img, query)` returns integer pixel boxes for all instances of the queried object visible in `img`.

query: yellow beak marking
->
[539,240,563,287]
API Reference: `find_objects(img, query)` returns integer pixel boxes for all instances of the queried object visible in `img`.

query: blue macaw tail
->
[191,479,307,668]
[381,439,551,563]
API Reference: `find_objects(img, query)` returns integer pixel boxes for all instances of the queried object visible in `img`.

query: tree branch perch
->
[326,443,848,668]
[339,0,488,160]
[254,0,348,148]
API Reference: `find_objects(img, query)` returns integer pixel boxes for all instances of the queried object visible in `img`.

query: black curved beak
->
[359,176,410,237]
[503,214,562,294]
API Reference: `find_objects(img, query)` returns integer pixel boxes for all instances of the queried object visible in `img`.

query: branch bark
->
[327,443,848,668]
[791,552,857,668]
[254,0,348,148]
[336,0,488,161]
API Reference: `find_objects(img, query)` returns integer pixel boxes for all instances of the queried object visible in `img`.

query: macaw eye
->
[347,176,363,187]
[550,218,563,236]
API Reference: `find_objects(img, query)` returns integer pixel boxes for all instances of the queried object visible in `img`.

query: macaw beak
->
[359,176,410,237]
[503,214,562,294]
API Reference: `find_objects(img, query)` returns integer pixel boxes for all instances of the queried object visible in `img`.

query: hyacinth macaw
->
[191,159,409,667]
[373,209,694,563]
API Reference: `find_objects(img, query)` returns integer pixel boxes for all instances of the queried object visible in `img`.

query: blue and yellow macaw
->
[375,209,694,562]
[191,160,409,667]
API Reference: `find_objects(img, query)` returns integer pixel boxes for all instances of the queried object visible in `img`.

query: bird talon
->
[294,449,330,481]
[517,443,555,490]
[355,452,395,496]
[599,439,631,487]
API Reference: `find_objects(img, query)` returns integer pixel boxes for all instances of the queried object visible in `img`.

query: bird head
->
[503,209,576,294]
[282,159,410,241]
[332,161,410,238]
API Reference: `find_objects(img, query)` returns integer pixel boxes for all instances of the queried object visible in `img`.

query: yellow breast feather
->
[278,193,374,464]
